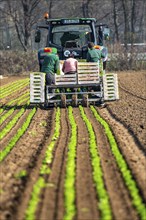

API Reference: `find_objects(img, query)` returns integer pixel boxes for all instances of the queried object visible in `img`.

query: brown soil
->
[0,71,145,220]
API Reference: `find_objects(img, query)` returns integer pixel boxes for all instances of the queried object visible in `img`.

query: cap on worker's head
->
[88,42,94,49]
[94,45,101,50]
[52,47,57,54]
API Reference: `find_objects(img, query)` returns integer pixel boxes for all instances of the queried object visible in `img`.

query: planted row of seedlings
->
[11,104,145,220]
[90,106,146,220]
[24,106,77,220]
[0,79,28,93]
[64,106,145,220]
[0,93,29,125]
[79,105,112,220]
[0,101,30,141]
[25,107,61,220]
[0,78,29,99]
[0,92,29,114]
[0,105,36,162]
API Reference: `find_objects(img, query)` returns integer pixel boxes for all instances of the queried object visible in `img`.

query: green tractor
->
[30,15,119,107]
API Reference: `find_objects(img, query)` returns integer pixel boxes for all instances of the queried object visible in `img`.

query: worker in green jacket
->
[41,48,60,85]
[86,42,103,62]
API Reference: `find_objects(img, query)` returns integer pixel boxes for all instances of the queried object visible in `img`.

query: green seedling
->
[39,121,47,127]
[15,170,27,179]
[28,130,37,137]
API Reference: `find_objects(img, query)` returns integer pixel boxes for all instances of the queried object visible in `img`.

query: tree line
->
[0,0,145,51]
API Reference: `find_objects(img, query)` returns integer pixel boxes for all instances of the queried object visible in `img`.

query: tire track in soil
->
[97,107,146,201]
[119,83,146,101]
[0,108,54,220]
[108,83,146,150]
[38,108,70,220]
[73,108,100,220]
[84,108,138,220]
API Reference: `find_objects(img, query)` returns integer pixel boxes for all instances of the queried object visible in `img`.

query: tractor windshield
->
[51,24,93,47]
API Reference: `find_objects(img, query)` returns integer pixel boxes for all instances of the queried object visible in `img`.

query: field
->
[0,71,146,220]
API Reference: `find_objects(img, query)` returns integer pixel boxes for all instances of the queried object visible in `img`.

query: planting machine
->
[30,14,119,107]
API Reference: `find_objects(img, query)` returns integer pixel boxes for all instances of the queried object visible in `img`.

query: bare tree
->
[112,0,120,42]
[121,0,131,49]
[45,0,53,18]
[0,0,42,51]
[82,0,92,17]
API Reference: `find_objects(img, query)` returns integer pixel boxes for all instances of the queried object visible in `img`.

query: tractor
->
[30,14,119,107]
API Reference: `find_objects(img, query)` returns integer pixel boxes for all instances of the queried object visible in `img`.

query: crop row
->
[0,92,29,114]
[0,96,29,125]
[79,105,112,220]
[0,102,30,141]
[25,107,61,220]
[0,94,145,220]
[90,106,146,220]
[0,79,28,92]
[0,79,29,99]
[64,106,145,220]
[0,106,36,162]
[64,106,77,220]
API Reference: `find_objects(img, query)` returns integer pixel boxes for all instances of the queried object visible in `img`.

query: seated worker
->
[87,42,107,70]
[41,48,60,86]
[86,42,103,62]
[62,53,78,74]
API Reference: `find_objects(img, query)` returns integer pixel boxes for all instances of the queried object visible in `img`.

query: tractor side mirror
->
[35,29,41,43]
[103,27,110,40]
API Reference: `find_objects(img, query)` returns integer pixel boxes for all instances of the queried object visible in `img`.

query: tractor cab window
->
[51,24,93,48]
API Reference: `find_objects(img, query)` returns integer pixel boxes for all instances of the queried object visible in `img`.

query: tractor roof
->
[45,18,96,24]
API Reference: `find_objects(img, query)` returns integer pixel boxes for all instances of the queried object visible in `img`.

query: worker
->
[87,42,107,70]
[41,48,60,86]
[62,53,78,92]
[86,42,103,62]
[62,53,78,74]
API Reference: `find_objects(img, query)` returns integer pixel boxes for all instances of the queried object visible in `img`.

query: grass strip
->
[0,107,36,162]
[90,105,146,220]
[79,105,112,220]
[25,107,61,220]
[63,106,77,220]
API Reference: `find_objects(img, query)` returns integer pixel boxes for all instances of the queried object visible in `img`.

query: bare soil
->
[0,71,145,220]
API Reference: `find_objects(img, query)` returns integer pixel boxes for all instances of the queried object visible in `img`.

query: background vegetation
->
[0,0,145,74]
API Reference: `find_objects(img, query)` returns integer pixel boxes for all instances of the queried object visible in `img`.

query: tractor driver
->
[41,48,60,86]
[60,32,79,47]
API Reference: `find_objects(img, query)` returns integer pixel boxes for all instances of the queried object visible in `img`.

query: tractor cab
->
[35,15,109,61]
[30,15,119,108]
